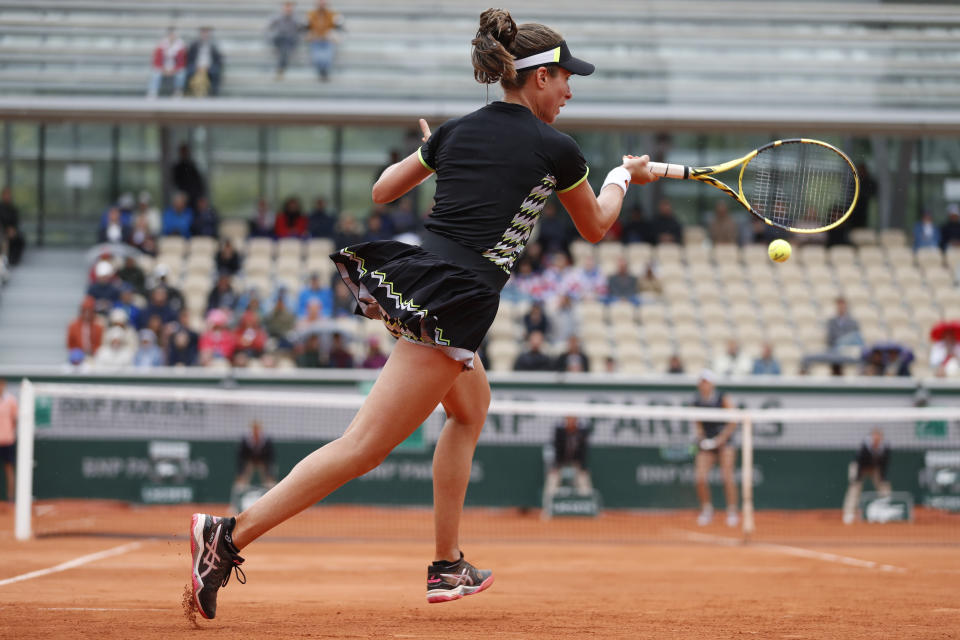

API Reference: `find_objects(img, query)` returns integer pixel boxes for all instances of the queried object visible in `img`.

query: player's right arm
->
[558,156,657,243]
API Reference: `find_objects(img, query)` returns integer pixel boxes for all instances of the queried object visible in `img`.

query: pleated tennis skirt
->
[330,240,502,369]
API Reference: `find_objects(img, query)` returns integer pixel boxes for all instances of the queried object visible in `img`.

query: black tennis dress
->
[331,101,589,369]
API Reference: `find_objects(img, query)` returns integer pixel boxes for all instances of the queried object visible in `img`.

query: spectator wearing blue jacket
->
[913,211,941,250]
[162,192,194,238]
[296,272,333,318]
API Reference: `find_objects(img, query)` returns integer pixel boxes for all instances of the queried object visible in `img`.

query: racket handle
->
[647,161,688,179]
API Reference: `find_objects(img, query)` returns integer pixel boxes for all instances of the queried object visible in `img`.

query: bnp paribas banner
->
[33,381,960,453]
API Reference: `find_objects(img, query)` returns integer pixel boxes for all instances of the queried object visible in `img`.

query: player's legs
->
[230,339,463,550]
[695,450,716,524]
[2,461,13,502]
[842,462,863,523]
[233,461,254,490]
[719,446,739,526]
[432,353,490,562]
[870,469,891,497]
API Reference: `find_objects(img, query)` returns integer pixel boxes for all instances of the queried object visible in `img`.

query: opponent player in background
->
[841,427,891,524]
[692,369,739,527]
[189,7,659,619]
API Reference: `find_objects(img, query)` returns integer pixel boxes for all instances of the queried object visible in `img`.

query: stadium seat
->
[879,229,908,248]
[243,255,272,278]
[884,245,913,265]
[741,244,769,265]
[850,228,879,247]
[158,235,186,258]
[607,299,637,322]
[916,247,944,269]
[924,267,955,290]
[828,245,856,266]
[798,244,826,265]
[654,243,683,264]
[641,321,671,345]
[276,237,304,260]
[580,300,605,324]
[857,245,885,267]
[189,236,218,258]
[683,226,707,246]
[246,237,274,259]
[219,220,249,243]
[488,340,519,372]
[307,238,336,258]
[625,243,653,270]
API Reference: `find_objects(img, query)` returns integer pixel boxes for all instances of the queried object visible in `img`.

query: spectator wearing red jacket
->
[147,27,187,98]
[234,311,267,359]
[274,196,308,238]
[199,308,236,365]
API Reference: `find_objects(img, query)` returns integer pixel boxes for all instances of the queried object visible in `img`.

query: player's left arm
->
[372,119,434,204]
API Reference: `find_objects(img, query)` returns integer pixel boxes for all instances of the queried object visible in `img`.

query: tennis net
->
[12,380,960,545]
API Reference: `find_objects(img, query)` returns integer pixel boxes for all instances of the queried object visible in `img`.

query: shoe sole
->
[189,513,214,620]
[426,574,494,604]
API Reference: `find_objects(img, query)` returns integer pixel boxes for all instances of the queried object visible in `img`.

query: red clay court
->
[2,504,958,639]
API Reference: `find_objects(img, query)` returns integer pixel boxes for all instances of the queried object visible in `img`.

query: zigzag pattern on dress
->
[482,175,556,273]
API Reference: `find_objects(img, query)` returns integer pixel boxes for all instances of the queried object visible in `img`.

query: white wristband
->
[601,166,631,195]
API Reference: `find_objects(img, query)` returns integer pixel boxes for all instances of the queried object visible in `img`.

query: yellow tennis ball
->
[768,239,791,263]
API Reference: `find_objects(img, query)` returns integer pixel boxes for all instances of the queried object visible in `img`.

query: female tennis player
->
[190,7,658,619]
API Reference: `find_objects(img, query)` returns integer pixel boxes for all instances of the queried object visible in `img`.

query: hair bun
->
[477,8,517,49]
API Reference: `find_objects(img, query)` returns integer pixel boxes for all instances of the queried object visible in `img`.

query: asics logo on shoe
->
[439,568,474,587]
[199,527,222,579]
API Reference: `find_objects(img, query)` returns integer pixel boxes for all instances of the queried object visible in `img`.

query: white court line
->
[37,607,168,612]
[675,530,907,573]
[0,541,143,587]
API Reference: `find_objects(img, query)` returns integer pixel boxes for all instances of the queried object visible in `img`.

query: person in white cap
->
[692,369,740,527]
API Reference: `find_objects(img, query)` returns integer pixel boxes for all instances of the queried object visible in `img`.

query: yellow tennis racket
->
[647,138,859,234]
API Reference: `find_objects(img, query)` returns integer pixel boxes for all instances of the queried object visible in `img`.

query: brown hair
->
[471,8,563,90]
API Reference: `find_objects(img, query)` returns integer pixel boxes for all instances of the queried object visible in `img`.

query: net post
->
[741,414,755,540]
[14,378,35,541]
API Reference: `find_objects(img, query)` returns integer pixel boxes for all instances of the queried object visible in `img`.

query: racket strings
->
[743,143,857,230]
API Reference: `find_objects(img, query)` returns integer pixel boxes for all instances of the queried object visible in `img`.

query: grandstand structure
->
[0,0,959,372]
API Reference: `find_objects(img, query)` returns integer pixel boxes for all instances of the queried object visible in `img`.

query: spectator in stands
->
[929,322,960,378]
[191,196,220,238]
[152,265,184,313]
[551,294,581,343]
[186,27,224,97]
[693,369,739,527]
[326,332,354,368]
[172,143,206,211]
[650,198,683,245]
[543,416,593,505]
[0,187,25,266]
[137,191,162,235]
[98,206,130,244]
[144,286,177,325]
[274,196,309,239]
[167,311,199,366]
[87,260,120,314]
[826,296,863,354]
[295,333,324,368]
[93,326,135,370]
[637,262,663,302]
[264,293,297,349]
[234,421,277,491]
[751,343,781,375]
[606,257,638,303]
[199,308,236,365]
[524,240,545,273]
[862,342,913,377]
[712,338,753,377]
[913,210,941,250]
[333,216,364,248]
[268,2,304,80]
[330,281,356,318]
[708,201,738,245]
[537,200,573,254]
[523,301,551,338]
[297,272,333,318]
[129,211,157,256]
[940,204,960,250]
[133,329,164,368]
[116,256,146,296]
[249,198,275,238]
[147,27,187,98]
[562,255,606,301]
[308,197,337,238]
[107,307,138,349]
[667,353,684,374]
[504,258,547,302]
[513,330,554,371]
[297,298,329,335]
[620,206,649,244]
[215,239,242,276]
[555,335,589,372]
[234,311,268,359]
[361,336,388,369]
[363,206,395,242]
[114,283,143,329]
[305,0,343,81]
[0,377,17,502]
[841,427,891,524]
[162,192,194,238]
[67,296,103,359]
[389,197,419,239]
[207,272,239,313]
